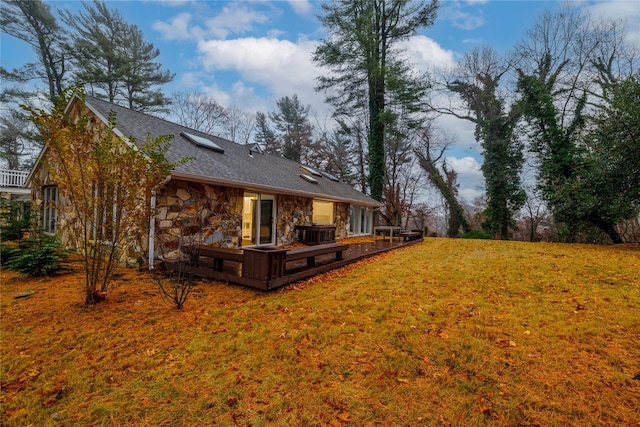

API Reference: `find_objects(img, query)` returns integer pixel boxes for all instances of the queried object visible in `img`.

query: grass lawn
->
[1,238,639,426]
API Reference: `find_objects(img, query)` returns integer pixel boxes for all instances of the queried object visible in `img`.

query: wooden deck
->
[164,237,423,291]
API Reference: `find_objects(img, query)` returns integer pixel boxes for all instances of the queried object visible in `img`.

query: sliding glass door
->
[349,205,372,235]
[242,192,275,246]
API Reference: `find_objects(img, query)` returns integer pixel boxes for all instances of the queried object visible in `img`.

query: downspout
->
[148,191,157,270]
[148,175,172,270]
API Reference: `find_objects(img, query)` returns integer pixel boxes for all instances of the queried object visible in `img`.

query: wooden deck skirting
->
[165,237,423,291]
[285,243,348,267]
[182,245,244,271]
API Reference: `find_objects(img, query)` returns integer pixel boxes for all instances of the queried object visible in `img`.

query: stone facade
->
[154,180,243,259]
[334,202,350,240]
[32,166,356,263]
[276,195,313,245]
[30,148,150,267]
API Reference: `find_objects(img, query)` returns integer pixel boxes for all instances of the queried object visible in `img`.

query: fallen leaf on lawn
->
[14,289,36,299]
[337,412,350,421]
[397,378,410,383]
[145,348,157,357]
[439,332,449,339]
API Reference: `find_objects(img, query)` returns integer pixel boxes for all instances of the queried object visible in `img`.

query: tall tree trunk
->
[415,151,470,237]
[368,79,385,202]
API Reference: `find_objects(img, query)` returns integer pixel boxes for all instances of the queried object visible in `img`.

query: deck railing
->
[0,169,29,188]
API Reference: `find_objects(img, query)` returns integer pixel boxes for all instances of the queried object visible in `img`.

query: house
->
[27,95,379,266]
[1,169,31,227]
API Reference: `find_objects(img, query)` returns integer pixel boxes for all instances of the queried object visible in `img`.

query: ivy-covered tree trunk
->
[517,63,624,244]
[368,79,386,201]
[314,0,438,202]
[415,149,470,237]
[444,47,524,240]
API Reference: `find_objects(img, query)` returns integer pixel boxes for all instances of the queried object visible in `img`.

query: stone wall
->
[154,180,243,259]
[30,149,149,267]
[276,195,313,245]
[334,202,350,239]
[273,197,351,244]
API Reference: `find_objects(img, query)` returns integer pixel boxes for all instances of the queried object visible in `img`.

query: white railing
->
[0,169,29,188]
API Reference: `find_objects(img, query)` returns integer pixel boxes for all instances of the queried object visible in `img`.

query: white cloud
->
[179,71,202,88]
[400,35,457,72]
[588,0,640,21]
[153,12,204,41]
[196,36,327,110]
[450,10,485,30]
[204,4,269,39]
[459,187,484,204]
[440,2,486,31]
[444,155,485,202]
[587,1,640,48]
[437,113,477,147]
[153,4,270,41]
[147,0,193,6]
[287,0,313,16]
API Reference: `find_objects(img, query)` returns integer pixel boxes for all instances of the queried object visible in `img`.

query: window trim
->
[42,185,58,235]
[242,192,277,247]
[349,205,372,236]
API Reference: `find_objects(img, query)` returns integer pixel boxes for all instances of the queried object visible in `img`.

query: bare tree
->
[223,105,255,144]
[519,185,545,242]
[170,92,229,135]
[153,200,205,310]
[381,116,423,228]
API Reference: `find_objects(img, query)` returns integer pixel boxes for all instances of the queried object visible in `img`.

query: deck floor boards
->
[167,237,422,290]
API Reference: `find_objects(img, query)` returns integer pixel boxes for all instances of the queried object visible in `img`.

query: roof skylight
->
[301,165,322,177]
[181,132,224,153]
[321,171,340,182]
[300,173,318,184]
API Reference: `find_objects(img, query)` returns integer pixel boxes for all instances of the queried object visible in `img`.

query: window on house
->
[312,200,334,225]
[349,205,372,235]
[92,182,117,242]
[42,186,58,234]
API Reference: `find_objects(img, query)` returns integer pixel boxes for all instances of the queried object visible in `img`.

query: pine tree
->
[313,0,438,201]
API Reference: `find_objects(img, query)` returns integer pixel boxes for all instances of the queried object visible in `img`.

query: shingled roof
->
[82,96,379,207]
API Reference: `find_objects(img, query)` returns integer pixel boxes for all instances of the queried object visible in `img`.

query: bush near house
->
[4,232,70,277]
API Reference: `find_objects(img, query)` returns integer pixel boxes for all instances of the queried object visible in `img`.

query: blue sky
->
[2,0,639,202]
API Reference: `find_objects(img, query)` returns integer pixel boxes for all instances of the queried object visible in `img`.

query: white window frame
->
[42,185,58,234]
[91,182,119,244]
[349,205,373,236]
[242,192,276,247]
